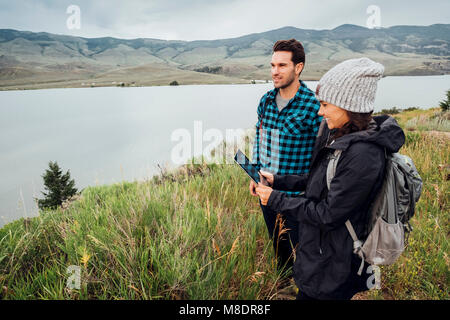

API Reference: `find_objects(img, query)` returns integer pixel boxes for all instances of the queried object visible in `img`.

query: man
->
[250,39,321,277]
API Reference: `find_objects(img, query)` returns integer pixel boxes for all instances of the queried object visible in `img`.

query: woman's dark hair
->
[331,111,374,140]
[273,39,305,65]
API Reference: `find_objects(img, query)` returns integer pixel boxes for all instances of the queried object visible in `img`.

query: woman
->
[255,57,405,300]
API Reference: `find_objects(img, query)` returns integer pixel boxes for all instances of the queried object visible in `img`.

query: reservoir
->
[0,75,448,227]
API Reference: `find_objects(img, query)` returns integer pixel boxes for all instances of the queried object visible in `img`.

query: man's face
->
[271,51,303,89]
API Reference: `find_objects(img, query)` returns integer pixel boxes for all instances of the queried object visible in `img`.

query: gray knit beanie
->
[315,57,384,113]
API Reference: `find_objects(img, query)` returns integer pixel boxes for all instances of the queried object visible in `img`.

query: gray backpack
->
[326,148,423,275]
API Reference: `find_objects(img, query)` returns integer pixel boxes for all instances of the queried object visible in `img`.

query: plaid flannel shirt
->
[252,80,321,194]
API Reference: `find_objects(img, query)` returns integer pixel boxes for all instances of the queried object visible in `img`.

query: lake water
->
[0,75,449,227]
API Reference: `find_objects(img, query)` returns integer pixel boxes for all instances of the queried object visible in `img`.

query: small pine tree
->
[36,161,78,210]
[439,89,450,112]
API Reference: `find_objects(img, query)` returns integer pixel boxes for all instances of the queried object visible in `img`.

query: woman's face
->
[318,101,350,129]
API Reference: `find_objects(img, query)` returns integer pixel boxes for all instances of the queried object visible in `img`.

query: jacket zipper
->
[319,229,323,255]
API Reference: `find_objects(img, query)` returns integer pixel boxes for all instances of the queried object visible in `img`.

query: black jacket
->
[266,115,405,299]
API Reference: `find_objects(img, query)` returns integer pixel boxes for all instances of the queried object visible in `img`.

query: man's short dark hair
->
[273,39,305,65]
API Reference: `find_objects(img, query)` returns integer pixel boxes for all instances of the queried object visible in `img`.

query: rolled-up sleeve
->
[251,97,265,168]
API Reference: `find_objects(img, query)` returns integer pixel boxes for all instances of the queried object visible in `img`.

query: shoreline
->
[1,73,448,92]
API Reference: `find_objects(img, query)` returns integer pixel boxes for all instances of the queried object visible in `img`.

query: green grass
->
[0,160,290,300]
[0,109,449,300]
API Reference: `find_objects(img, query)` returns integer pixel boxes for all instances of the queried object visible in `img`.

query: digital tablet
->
[234,149,267,185]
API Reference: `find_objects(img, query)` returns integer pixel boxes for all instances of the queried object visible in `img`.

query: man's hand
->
[255,183,273,206]
[249,180,258,196]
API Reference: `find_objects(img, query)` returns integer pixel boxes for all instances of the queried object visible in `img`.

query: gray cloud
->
[0,0,448,40]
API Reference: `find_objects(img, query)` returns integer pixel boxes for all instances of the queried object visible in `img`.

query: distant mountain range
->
[0,24,449,90]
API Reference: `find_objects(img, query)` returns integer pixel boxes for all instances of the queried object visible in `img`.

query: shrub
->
[439,89,450,112]
[380,107,401,115]
[35,161,78,210]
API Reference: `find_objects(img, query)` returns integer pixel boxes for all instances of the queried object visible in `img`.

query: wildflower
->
[80,248,91,267]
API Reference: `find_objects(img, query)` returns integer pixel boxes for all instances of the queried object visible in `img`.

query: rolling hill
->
[0,24,449,90]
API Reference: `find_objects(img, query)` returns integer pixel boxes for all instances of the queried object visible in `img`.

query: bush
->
[194,66,223,74]
[35,161,78,210]
[170,81,179,86]
[380,107,401,114]
[404,107,419,112]
[439,89,450,112]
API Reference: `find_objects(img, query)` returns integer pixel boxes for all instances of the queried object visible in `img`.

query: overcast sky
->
[0,0,449,41]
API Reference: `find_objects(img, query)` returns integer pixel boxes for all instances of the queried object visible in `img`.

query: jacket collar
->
[324,115,405,153]
[326,119,378,151]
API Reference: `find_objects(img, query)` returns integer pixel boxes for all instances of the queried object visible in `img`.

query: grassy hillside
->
[0,109,448,300]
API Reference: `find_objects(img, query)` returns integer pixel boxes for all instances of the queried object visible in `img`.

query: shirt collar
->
[267,79,307,103]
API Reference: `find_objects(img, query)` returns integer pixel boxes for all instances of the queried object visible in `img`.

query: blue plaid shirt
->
[252,80,321,192]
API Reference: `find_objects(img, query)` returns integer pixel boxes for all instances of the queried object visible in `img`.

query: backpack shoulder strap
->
[326,149,342,190]
[326,149,365,275]
[345,220,365,275]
